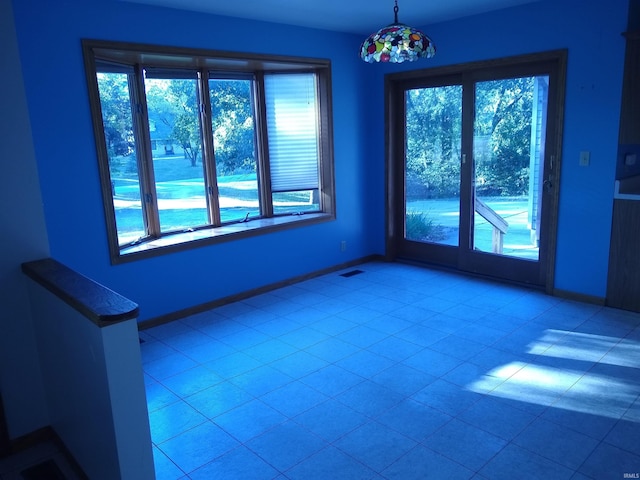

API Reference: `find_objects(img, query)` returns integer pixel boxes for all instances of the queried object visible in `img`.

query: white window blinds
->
[265,73,320,192]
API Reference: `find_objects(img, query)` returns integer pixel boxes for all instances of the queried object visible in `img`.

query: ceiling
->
[118,0,540,35]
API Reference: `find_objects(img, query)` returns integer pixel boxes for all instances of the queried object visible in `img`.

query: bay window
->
[83,40,335,263]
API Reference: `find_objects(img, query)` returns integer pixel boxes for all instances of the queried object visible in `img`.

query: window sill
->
[116,213,333,263]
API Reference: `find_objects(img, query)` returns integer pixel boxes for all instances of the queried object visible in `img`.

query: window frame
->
[82,39,336,264]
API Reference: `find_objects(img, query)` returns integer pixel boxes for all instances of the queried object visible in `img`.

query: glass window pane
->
[96,71,146,246]
[473,76,545,260]
[144,74,208,232]
[404,85,462,246]
[265,73,320,207]
[209,78,260,223]
[272,189,320,215]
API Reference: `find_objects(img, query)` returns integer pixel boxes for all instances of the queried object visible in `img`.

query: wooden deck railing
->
[474,198,509,254]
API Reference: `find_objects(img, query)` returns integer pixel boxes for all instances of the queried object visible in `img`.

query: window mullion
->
[317,68,333,212]
[198,69,221,226]
[254,72,274,217]
[131,64,161,237]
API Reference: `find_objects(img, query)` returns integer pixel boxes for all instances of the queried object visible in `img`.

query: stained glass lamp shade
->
[360,1,435,63]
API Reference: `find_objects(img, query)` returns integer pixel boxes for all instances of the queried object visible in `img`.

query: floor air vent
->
[339,269,364,278]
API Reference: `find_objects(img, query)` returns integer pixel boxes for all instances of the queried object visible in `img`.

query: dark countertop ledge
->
[22,258,139,327]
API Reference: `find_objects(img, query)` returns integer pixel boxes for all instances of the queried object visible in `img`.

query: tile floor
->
[141,261,640,480]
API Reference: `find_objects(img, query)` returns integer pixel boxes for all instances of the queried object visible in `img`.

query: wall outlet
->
[579,151,590,167]
[340,240,347,252]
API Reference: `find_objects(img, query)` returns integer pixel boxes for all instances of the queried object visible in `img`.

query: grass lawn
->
[110,153,318,243]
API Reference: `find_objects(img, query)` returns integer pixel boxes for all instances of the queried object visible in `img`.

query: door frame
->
[385,50,567,293]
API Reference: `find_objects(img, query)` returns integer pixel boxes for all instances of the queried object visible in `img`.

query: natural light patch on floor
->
[467,329,640,421]
[483,361,528,380]
[599,338,640,368]
[554,372,640,418]
[527,330,640,367]
[468,362,581,407]
[468,364,639,420]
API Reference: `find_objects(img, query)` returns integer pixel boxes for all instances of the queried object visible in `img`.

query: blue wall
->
[3,0,629,439]
[372,0,628,297]
[443,0,627,298]
[11,0,376,321]
[9,0,630,317]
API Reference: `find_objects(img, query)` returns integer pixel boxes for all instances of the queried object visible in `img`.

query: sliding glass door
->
[387,52,566,288]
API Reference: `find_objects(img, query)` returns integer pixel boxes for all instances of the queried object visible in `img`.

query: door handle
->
[543,176,553,192]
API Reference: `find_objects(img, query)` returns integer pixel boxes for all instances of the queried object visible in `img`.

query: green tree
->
[144,78,202,167]
[98,74,258,184]
[96,72,135,176]
[404,77,534,199]
[145,77,255,173]
[210,79,255,175]
[169,80,201,167]
[475,77,533,196]
[405,85,462,199]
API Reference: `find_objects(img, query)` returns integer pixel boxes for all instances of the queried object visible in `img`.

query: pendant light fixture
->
[360,0,436,63]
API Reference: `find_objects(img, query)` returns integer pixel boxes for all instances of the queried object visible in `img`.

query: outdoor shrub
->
[406,211,437,241]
